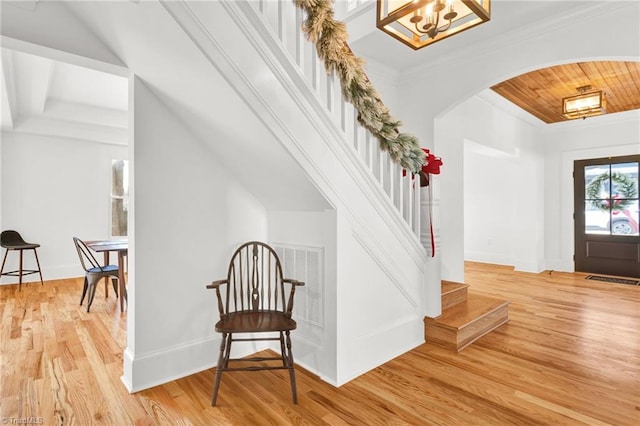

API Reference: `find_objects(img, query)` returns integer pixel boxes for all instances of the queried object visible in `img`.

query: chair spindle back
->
[73,237,102,272]
[224,241,287,314]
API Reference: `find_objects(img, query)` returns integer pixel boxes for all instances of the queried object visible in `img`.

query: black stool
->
[0,230,44,291]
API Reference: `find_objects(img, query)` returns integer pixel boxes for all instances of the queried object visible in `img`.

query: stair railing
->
[246,0,422,238]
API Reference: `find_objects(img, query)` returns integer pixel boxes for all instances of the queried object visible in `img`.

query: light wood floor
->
[1,263,639,425]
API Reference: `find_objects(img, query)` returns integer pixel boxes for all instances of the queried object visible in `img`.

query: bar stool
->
[0,230,44,291]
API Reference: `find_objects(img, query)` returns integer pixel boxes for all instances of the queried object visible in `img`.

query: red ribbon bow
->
[422,148,442,175]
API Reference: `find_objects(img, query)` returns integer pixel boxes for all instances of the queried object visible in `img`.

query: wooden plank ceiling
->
[491,61,640,124]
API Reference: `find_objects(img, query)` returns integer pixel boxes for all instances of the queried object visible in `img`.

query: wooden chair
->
[206,241,305,406]
[73,237,119,312]
[0,230,44,291]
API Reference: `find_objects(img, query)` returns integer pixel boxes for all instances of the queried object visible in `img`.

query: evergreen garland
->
[586,171,637,211]
[293,0,426,172]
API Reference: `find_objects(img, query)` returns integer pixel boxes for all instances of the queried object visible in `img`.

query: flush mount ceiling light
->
[562,85,606,120]
[376,0,491,50]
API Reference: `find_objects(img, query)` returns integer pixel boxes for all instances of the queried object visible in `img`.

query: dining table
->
[85,238,128,312]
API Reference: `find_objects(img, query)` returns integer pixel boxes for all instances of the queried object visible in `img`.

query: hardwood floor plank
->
[1,266,639,425]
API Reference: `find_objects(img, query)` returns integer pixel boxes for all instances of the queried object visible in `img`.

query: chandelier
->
[376,0,491,50]
[562,86,606,120]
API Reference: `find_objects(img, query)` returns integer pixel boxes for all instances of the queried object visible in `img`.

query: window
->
[584,162,639,236]
[111,159,129,237]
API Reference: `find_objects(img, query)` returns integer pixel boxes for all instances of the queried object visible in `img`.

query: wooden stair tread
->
[441,281,469,310]
[441,280,469,296]
[427,293,509,330]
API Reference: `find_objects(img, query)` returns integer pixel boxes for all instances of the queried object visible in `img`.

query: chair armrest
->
[283,278,305,287]
[283,278,304,315]
[206,279,228,289]
[207,279,228,317]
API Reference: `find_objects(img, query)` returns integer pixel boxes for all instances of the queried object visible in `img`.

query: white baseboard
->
[0,264,82,285]
[336,316,424,386]
[122,335,268,393]
[464,251,514,266]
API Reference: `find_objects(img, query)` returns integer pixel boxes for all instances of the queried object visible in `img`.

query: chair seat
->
[215,311,297,333]
[87,264,118,274]
[1,230,44,291]
[2,242,40,249]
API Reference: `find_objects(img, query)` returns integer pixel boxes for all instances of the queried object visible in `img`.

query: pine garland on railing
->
[293,0,426,172]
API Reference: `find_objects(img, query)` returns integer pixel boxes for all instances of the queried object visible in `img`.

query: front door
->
[574,155,640,278]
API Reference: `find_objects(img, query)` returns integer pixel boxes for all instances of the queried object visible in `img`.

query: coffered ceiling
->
[491,61,640,124]
[1,48,128,143]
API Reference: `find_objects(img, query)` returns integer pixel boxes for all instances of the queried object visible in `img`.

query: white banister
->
[366,131,374,173]
[247,0,421,241]
[295,7,304,66]
[414,179,421,235]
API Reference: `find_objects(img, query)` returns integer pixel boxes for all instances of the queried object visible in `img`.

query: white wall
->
[437,96,543,281]
[543,112,640,272]
[0,131,127,283]
[123,78,271,391]
[464,140,520,266]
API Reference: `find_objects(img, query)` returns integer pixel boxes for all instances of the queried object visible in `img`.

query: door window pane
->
[584,162,639,236]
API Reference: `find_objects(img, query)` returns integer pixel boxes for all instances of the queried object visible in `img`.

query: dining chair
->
[73,237,119,312]
[206,241,305,406]
[0,230,44,291]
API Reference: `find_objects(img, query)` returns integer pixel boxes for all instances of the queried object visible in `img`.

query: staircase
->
[424,281,509,351]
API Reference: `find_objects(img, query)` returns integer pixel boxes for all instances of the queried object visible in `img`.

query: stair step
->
[441,281,469,310]
[425,293,509,352]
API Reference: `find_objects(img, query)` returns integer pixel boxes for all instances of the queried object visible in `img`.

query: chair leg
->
[80,277,89,306]
[279,331,287,367]
[18,249,26,291]
[285,330,298,404]
[86,276,99,312]
[33,248,44,285]
[211,332,230,406]
[121,277,128,302]
[111,278,119,297]
[0,249,8,282]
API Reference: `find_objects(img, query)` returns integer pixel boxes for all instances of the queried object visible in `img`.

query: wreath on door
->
[586,171,637,211]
